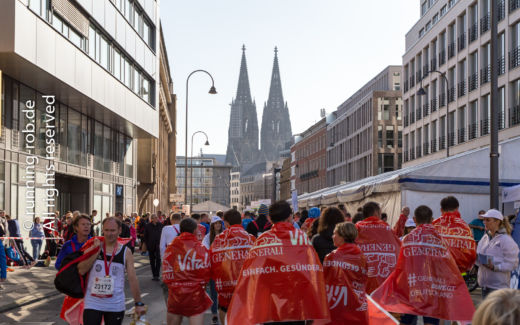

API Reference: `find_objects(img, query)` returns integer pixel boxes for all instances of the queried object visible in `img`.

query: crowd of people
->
[2,196,520,325]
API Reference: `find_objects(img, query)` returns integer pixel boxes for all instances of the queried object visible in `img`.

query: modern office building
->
[327,66,403,186]
[402,0,520,167]
[291,117,328,195]
[0,0,159,230]
[176,156,232,207]
[230,168,241,210]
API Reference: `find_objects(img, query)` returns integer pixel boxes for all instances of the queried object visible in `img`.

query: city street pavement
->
[0,253,213,325]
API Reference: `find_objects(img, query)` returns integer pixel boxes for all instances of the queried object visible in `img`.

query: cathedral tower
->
[260,47,292,161]
[225,45,260,167]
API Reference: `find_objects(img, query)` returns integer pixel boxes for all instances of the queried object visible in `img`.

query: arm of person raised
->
[77,238,101,276]
[125,248,145,316]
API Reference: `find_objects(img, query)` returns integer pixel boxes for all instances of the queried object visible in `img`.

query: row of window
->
[327,127,373,167]
[27,0,154,106]
[404,82,520,161]
[419,0,457,37]
[1,75,134,177]
[111,0,155,49]
[88,25,152,104]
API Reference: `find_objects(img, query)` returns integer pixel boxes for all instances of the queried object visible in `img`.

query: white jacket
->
[476,228,520,289]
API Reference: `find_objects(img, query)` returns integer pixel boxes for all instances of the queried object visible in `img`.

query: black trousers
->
[148,248,161,277]
[83,309,124,325]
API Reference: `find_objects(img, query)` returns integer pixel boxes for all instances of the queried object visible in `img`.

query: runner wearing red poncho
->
[323,222,368,325]
[210,209,255,324]
[392,207,410,237]
[433,196,476,272]
[355,202,401,294]
[372,205,475,324]
[162,218,211,325]
[226,201,330,324]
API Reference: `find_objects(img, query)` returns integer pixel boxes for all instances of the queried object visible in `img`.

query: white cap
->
[480,209,504,221]
[211,216,223,224]
[405,219,416,228]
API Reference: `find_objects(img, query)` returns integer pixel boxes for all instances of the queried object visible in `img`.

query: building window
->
[386,126,394,148]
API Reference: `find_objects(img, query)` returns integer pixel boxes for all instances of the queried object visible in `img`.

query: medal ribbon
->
[103,241,118,277]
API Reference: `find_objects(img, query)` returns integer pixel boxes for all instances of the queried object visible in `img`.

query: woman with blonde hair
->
[477,209,519,298]
[473,288,520,325]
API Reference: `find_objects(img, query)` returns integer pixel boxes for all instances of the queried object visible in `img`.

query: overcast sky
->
[160,0,420,157]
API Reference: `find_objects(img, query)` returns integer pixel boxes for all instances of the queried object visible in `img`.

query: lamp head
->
[205,140,210,146]
[417,87,427,96]
[209,86,217,94]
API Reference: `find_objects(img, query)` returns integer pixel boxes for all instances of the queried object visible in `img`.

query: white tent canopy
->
[299,136,520,225]
[191,200,229,214]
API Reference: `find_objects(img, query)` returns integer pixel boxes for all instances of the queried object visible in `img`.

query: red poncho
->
[323,243,368,325]
[226,222,330,324]
[162,232,212,316]
[432,211,476,272]
[302,217,317,232]
[355,216,401,294]
[60,237,130,325]
[210,224,255,309]
[371,224,475,321]
[392,214,408,237]
[197,224,206,241]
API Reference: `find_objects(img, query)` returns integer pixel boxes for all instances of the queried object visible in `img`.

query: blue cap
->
[258,204,269,216]
[309,207,321,219]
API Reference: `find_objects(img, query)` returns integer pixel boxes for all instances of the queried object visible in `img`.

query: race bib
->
[91,276,114,298]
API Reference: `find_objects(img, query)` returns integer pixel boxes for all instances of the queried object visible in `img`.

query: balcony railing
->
[423,103,430,116]
[439,93,446,107]
[458,128,466,144]
[431,98,438,112]
[430,58,437,71]
[510,0,520,13]
[403,150,409,162]
[448,41,456,59]
[448,86,456,103]
[439,135,446,150]
[431,139,438,153]
[457,80,466,97]
[410,147,416,160]
[448,131,456,147]
[509,47,520,70]
[410,76,415,87]
[510,106,520,126]
[439,49,446,66]
[416,146,422,158]
[416,108,422,121]
[423,65,429,78]
[404,80,409,93]
[404,115,409,127]
[416,70,422,83]
[498,0,506,20]
[498,56,505,75]
[480,12,490,34]
[469,23,478,43]
[469,72,478,92]
[423,142,429,156]
[481,118,490,136]
[411,110,415,123]
[458,33,466,52]
[481,65,491,84]
[468,122,478,140]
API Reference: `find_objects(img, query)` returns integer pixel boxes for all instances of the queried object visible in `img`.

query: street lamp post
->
[184,70,217,208]
[417,70,450,157]
[190,131,210,206]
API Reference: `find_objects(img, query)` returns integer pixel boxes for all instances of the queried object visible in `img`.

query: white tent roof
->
[191,200,229,213]
[299,136,520,207]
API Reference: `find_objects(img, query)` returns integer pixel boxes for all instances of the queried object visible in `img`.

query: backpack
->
[54,242,92,298]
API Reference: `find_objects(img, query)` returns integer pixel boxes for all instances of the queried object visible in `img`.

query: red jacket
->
[323,243,368,325]
[355,216,401,294]
[392,214,408,237]
[210,225,255,308]
[162,232,212,316]
[226,222,330,324]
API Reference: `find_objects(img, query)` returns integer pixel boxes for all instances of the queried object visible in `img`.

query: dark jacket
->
[144,222,163,251]
[120,222,131,239]
[246,215,271,237]
[311,228,335,263]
